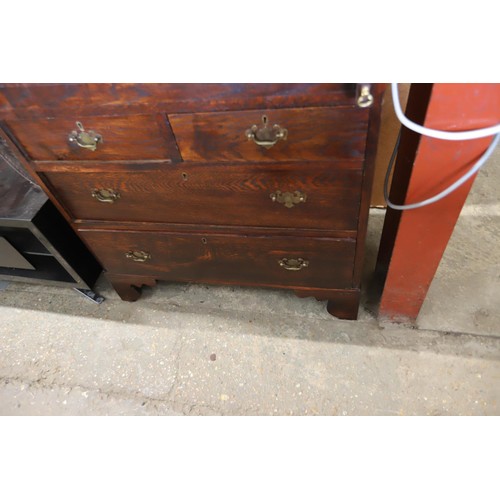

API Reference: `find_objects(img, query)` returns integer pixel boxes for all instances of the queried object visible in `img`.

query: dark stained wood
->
[40,161,363,231]
[4,114,180,161]
[74,219,358,239]
[32,160,171,172]
[170,107,369,162]
[351,83,385,286]
[0,83,360,120]
[294,287,361,320]
[106,273,157,301]
[327,290,361,320]
[376,84,433,275]
[0,83,385,319]
[78,229,356,290]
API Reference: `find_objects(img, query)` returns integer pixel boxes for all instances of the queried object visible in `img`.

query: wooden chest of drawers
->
[0,83,384,319]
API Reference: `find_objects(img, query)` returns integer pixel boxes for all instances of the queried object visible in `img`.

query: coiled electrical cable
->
[384,129,500,211]
[391,83,500,141]
[385,84,500,210]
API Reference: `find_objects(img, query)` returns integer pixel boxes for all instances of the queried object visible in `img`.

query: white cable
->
[391,83,500,141]
[385,83,500,210]
[384,130,500,211]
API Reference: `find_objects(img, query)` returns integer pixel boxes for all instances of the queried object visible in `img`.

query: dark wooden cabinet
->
[0,83,383,319]
[0,137,102,290]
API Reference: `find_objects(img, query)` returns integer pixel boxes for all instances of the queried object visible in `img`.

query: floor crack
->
[0,375,183,414]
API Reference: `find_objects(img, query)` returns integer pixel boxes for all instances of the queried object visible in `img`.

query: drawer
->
[79,229,356,289]
[42,161,363,231]
[5,114,180,161]
[169,107,369,162]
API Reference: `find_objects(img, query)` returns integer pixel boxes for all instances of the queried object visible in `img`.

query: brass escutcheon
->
[245,115,287,149]
[68,121,102,151]
[125,250,151,263]
[270,190,306,208]
[92,188,120,203]
[356,84,374,108]
[278,257,309,271]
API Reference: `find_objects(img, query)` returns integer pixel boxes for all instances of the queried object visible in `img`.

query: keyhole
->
[201,237,207,244]
[182,172,188,181]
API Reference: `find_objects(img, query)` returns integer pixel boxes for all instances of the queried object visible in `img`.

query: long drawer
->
[78,229,356,289]
[5,114,180,161]
[169,107,369,162]
[42,161,363,231]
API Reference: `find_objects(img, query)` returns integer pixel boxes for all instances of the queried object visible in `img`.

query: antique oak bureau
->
[0,84,384,319]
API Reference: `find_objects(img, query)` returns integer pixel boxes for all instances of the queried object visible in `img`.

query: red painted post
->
[376,83,500,322]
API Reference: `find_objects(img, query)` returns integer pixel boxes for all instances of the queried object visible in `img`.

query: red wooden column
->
[376,83,500,322]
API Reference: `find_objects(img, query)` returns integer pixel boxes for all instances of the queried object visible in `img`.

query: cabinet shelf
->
[0,139,102,290]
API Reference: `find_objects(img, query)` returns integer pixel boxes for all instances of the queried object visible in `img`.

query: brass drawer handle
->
[279,257,309,271]
[245,115,287,149]
[92,188,120,203]
[68,121,102,151]
[270,190,306,208]
[125,251,151,263]
[356,84,374,108]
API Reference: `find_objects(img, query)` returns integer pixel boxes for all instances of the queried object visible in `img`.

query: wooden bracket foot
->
[293,287,361,320]
[106,273,157,301]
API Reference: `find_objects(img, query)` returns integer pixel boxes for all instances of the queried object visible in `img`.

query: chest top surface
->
[0,83,383,119]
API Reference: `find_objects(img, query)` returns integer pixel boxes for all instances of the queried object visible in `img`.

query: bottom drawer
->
[78,229,356,289]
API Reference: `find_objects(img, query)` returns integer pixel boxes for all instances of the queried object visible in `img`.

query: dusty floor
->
[0,150,499,416]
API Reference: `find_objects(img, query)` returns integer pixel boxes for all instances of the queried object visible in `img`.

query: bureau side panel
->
[352,84,385,286]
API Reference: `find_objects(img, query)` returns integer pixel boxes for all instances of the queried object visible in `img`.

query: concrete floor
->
[1,151,499,415]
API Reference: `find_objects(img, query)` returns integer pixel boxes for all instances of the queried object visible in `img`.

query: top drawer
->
[4,114,180,162]
[169,106,369,162]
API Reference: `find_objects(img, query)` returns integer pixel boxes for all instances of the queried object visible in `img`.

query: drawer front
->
[5,114,180,161]
[79,230,356,289]
[43,162,363,231]
[169,107,369,162]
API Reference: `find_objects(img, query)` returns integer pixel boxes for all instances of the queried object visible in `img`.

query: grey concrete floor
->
[0,150,499,415]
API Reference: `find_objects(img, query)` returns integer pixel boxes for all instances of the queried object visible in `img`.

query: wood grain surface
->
[79,229,356,289]
[169,107,369,162]
[0,83,360,119]
[0,83,386,318]
[4,114,180,161]
[41,161,363,231]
